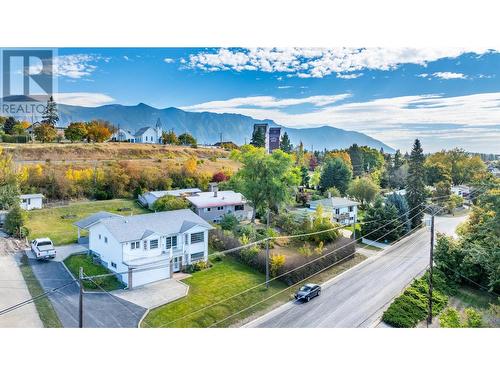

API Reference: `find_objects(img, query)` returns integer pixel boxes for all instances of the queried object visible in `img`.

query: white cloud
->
[28,54,109,79]
[163,58,175,63]
[53,92,115,107]
[431,71,467,80]
[277,85,292,89]
[336,73,363,79]
[183,47,497,78]
[123,55,130,61]
[181,94,351,112]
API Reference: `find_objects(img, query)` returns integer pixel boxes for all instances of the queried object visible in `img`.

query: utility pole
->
[78,267,84,328]
[427,212,435,327]
[352,214,357,241]
[265,210,270,289]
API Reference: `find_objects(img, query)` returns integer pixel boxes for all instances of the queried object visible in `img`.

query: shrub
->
[382,271,450,327]
[4,205,27,237]
[152,195,189,211]
[464,308,484,328]
[439,307,461,328]
[220,213,239,231]
[188,260,211,272]
[270,253,286,277]
[298,243,313,257]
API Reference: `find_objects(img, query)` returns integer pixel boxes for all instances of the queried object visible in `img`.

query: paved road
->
[247,214,467,328]
[29,257,146,328]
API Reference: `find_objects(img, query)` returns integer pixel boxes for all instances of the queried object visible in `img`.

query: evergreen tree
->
[41,96,59,126]
[280,131,293,153]
[393,149,403,169]
[178,132,197,146]
[348,144,364,177]
[250,127,265,148]
[362,197,403,242]
[5,204,26,237]
[319,157,353,195]
[3,116,17,135]
[386,193,411,233]
[406,139,426,229]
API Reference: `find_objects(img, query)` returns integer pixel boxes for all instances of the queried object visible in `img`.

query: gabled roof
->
[135,126,155,136]
[82,209,213,243]
[74,211,123,229]
[186,191,246,208]
[309,197,360,209]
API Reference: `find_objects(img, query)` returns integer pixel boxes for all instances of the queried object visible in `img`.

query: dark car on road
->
[294,283,321,302]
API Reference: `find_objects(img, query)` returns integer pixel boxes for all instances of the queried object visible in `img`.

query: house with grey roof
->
[111,118,163,144]
[74,209,213,288]
[138,188,202,208]
[308,196,360,225]
[185,183,253,223]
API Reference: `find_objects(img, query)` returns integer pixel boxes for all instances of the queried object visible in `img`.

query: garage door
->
[132,265,170,287]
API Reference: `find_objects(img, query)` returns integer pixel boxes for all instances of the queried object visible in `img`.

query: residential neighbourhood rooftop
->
[19,193,44,199]
[146,188,202,198]
[309,197,360,209]
[74,211,123,229]
[78,209,213,243]
[186,190,246,208]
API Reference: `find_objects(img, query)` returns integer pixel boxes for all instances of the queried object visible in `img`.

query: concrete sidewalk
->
[0,255,43,328]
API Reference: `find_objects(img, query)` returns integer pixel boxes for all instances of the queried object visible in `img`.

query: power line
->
[155,204,432,327]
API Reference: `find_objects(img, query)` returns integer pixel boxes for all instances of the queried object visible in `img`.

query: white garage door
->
[132,265,170,287]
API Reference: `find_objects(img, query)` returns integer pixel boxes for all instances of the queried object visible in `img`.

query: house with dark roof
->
[74,209,212,288]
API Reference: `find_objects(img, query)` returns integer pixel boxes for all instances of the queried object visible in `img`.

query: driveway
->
[111,278,189,309]
[0,254,43,328]
[28,256,146,328]
[54,243,88,261]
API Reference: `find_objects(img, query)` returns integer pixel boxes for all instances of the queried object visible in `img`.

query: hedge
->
[382,270,452,328]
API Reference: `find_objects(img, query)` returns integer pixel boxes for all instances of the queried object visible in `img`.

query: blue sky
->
[37,48,500,152]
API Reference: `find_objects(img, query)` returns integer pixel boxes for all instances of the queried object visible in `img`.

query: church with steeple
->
[111,118,163,144]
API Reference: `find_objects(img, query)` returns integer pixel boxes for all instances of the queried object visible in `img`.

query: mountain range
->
[6,97,395,152]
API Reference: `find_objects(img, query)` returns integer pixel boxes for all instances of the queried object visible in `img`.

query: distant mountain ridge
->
[6,97,395,152]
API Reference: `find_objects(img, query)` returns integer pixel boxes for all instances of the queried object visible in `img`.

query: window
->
[131,241,140,250]
[335,208,340,215]
[150,239,159,249]
[104,237,108,243]
[190,232,204,244]
[111,262,117,268]
[235,204,244,211]
[191,252,205,262]
[166,236,178,249]
[143,240,147,250]
[217,206,224,211]
[348,206,354,212]
[99,234,102,240]
[206,207,212,212]
[185,234,189,244]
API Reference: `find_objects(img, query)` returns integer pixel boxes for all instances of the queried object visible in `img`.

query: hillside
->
[56,103,395,152]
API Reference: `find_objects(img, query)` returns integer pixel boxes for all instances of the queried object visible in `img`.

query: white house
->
[308,197,360,225]
[74,209,212,288]
[19,193,44,210]
[111,118,163,144]
[186,184,253,223]
[451,185,471,199]
[138,188,202,208]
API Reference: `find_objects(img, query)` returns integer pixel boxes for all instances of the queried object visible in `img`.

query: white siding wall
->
[89,223,128,284]
[20,197,43,210]
[183,227,209,264]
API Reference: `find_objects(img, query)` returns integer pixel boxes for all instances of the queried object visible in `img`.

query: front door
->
[173,256,182,272]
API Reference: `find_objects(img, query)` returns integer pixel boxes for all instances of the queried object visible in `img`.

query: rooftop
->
[20,193,44,199]
[309,197,360,209]
[79,209,212,243]
[74,211,123,229]
[145,188,202,198]
[186,191,246,208]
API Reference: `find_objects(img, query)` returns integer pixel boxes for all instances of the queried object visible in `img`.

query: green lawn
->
[142,253,367,328]
[25,199,149,245]
[19,254,62,328]
[64,254,124,291]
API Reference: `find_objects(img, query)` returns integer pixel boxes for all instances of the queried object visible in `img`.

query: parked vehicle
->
[294,283,321,302]
[31,238,56,260]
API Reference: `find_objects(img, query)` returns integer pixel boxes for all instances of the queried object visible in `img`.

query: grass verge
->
[142,253,367,328]
[26,199,149,245]
[19,254,62,328]
[64,254,124,291]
